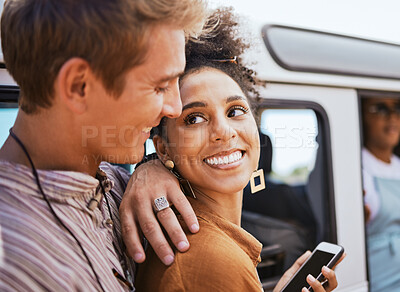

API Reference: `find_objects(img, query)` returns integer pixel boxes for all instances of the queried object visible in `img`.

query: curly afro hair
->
[182,7,263,102]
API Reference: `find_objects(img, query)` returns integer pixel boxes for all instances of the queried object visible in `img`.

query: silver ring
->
[154,196,170,212]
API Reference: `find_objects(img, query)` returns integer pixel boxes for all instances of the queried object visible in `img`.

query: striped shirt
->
[0,160,135,291]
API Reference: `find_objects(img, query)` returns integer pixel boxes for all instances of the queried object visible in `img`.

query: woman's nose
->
[210,117,237,142]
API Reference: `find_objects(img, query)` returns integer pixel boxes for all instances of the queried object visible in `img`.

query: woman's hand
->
[119,159,199,266]
[302,264,339,292]
[273,251,346,292]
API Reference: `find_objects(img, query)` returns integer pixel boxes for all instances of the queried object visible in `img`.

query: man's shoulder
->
[0,160,33,190]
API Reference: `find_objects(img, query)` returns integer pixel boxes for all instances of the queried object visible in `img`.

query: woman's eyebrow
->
[182,101,207,111]
[181,96,245,111]
[226,95,246,103]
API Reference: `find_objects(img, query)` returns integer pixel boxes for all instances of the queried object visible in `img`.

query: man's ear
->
[153,135,170,163]
[56,58,91,114]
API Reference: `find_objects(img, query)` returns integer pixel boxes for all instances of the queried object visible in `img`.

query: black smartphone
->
[280,242,344,292]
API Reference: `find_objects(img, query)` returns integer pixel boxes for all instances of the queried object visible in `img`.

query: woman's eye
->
[184,114,207,125]
[227,106,249,117]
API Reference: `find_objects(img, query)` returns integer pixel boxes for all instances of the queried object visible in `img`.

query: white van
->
[1,24,399,292]
[239,24,400,292]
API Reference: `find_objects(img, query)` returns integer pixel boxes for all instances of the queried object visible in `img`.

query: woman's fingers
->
[321,266,338,291]
[304,268,336,292]
[304,265,339,292]
[278,251,345,292]
[273,251,312,292]
[286,250,312,276]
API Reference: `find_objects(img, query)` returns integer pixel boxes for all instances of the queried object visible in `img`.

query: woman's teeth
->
[205,151,242,166]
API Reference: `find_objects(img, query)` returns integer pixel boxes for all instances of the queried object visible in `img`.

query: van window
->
[0,107,18,147]
[260,109,318,185]
[0,85,19,147]
[241,103,335,291]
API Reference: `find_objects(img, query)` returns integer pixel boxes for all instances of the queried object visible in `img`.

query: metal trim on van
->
[263,25,400,81]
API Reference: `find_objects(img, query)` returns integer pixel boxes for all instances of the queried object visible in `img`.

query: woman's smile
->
[203,149,245,169]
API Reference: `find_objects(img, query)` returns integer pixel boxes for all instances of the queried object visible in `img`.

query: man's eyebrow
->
[182,101,207,111]
[155,71,184,84]
[226,95,246,103]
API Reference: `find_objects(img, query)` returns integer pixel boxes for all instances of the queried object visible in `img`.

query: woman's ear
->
[55,58,91,114]
[153,135,170,163]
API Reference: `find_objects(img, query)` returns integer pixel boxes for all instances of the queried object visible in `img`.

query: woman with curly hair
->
[135,8,341,292]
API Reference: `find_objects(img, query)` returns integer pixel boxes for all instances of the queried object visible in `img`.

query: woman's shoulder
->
[173,218,262,291]
[177,213,261,271]
[184,216,243,255]
[136,214,262,291]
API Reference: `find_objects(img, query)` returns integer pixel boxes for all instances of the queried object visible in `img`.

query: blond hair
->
[1,0,208,113]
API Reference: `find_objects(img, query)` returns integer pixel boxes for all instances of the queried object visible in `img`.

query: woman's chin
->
[199,177,250,195]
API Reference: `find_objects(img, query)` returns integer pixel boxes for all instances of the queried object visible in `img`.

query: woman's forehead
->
[180,68,245,105]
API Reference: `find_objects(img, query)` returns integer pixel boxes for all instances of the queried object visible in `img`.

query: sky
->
[209,0,400,45]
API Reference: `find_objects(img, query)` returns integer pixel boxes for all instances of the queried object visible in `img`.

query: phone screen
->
[282,250,335,291]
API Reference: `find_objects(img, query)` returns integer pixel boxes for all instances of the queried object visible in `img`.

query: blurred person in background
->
[362,97,400,292]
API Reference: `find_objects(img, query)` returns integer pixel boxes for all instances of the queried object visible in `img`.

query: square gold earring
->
[250,169,265,194]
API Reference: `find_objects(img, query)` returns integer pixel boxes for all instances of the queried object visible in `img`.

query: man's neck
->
[0,111,99,176]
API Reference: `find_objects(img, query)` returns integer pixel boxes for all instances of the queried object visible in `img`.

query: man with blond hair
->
[0,0,207,290]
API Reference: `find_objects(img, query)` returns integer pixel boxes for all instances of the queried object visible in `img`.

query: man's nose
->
[162,81,182,119]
